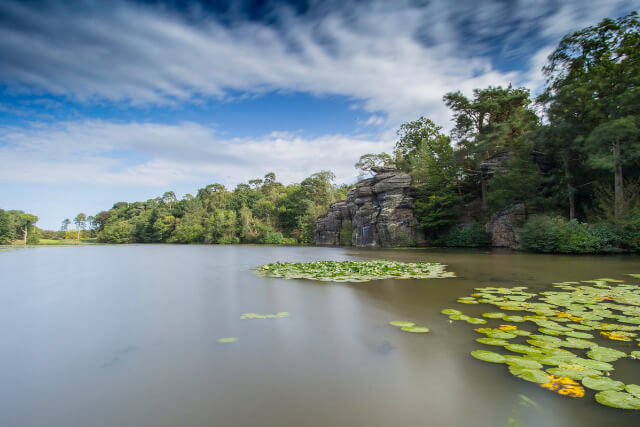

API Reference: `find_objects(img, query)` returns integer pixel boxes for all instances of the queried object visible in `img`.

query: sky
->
[1,0,639,230]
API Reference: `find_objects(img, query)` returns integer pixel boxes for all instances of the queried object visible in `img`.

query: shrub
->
[217,236,240,244]
[556,219,599,254]
[443,222,491,247]
[518,216,560,253]
[259,231,284,244]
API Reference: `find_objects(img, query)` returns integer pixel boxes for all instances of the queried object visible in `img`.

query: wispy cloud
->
[0,120,389,187]
[1,0,633,127]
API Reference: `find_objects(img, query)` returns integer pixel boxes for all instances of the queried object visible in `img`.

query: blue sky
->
[1,0,638,230]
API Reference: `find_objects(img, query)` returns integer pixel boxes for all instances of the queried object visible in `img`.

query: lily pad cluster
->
[240,312,289,319]
[256,260,455,282]
[389,321,430,333]
[447,275,640,410]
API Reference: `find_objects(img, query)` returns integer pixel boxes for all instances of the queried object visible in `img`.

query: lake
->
[1,245,639,426]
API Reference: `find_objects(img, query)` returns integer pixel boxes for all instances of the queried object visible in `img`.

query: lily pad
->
[547,366,603,380]
[471,350,506,363]
[217,337,238,343]
[505,344,544,355]
[476,337,510,346]
[587,347,627,362]
[626,384,640,398]
[508,366,551,384]
[595,390,640,409]
[582,376,625,391]
[401,326,430,333]
[466,317,487,325]
[505,356,543,370]
[389,321,415,328]
[441,309,462,316]
[482,312,506,319]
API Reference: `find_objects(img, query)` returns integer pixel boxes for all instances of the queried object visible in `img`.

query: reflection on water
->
[1,245,639,426]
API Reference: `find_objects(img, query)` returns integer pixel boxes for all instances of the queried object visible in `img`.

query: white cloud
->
[2,0,632,127]
[0,120,390,187]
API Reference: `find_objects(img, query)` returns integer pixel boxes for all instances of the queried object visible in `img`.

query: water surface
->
[1,245,639,426]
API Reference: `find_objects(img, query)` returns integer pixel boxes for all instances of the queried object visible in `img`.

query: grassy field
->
[10,238,97,246]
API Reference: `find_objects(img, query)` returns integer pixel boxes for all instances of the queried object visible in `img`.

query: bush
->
[442,222,491,247]
[259,231,284,244]
[556,219,599,253]
[519,216,640,254]
[217,236,240,244]
[518,215,559,253]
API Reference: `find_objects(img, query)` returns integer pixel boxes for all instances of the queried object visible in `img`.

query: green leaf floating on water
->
[441,309,462,316]
[482,312,506,319]
[401,326,430,333]
[476,337,510,346]
[504,356,543,370]
[595,390,640,409]
[256,260,455,282]
[471,350,506,363]
[508,366,551,384]
[504,344,544,355]
[626,384,640,398]
[449,314,471,321]
[569,357,614,371]
[586,347,627,362]
[582,376,625,391]
[466,317,487,325]
[630,351,640,359]
[546,366,603,380]
[486,330,518,339]
[389,321,415,328]
[217,337,238,343]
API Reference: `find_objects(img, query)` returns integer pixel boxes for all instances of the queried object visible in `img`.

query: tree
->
[162,191,177,209]
[444,86,539,211]
[17,212,38,244]
[393,117,445,171]
[354,153,394,177]
[74,213,86,241]
[61,218,71,232]
[541,12,640,219]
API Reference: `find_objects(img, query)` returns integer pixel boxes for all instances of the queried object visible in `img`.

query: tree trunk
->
[77,227,80,241]
[613,139,624,220]
[562,151,575,220]
[481,175,488,212]
[23,225,28,244]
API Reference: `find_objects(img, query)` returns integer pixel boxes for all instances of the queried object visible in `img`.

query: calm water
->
[1,245,640,426]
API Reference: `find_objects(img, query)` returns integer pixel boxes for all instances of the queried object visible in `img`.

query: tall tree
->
[74,213,86,241]
[61,218,71,232]
[541,12,640,219]
[444,86,538,211]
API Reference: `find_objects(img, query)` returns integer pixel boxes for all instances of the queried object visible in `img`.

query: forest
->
[3,13,639,253]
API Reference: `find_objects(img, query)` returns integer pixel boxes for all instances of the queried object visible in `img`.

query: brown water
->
[1,245,639,426]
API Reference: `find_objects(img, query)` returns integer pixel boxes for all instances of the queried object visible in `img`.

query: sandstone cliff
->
[315,167,426,247]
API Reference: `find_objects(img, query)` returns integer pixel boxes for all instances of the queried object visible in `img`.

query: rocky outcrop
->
[315,168,426,247]
[485,203,525,249]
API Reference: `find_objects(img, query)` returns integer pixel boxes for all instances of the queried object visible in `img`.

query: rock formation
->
[485,203,526,249]
[315,167,426,247]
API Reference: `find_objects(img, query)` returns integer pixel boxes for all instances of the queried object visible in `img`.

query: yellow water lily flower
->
[540,374,585,398]
[498,324,518,331]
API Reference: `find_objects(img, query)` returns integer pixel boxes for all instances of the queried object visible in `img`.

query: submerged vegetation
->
[446,276,640,409]
[256,260,455,282]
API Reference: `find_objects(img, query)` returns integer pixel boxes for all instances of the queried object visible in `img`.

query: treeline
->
[0,209,39,244]
[355,13,640,253]
[92,171,350,244]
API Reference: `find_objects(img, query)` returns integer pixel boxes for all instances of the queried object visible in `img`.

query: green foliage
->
[354,153,393,177]
[488,154,543,212]
[339,219,353,246]
[519,216,640,253]
[442,222,491,247]
[94,171,344,245]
